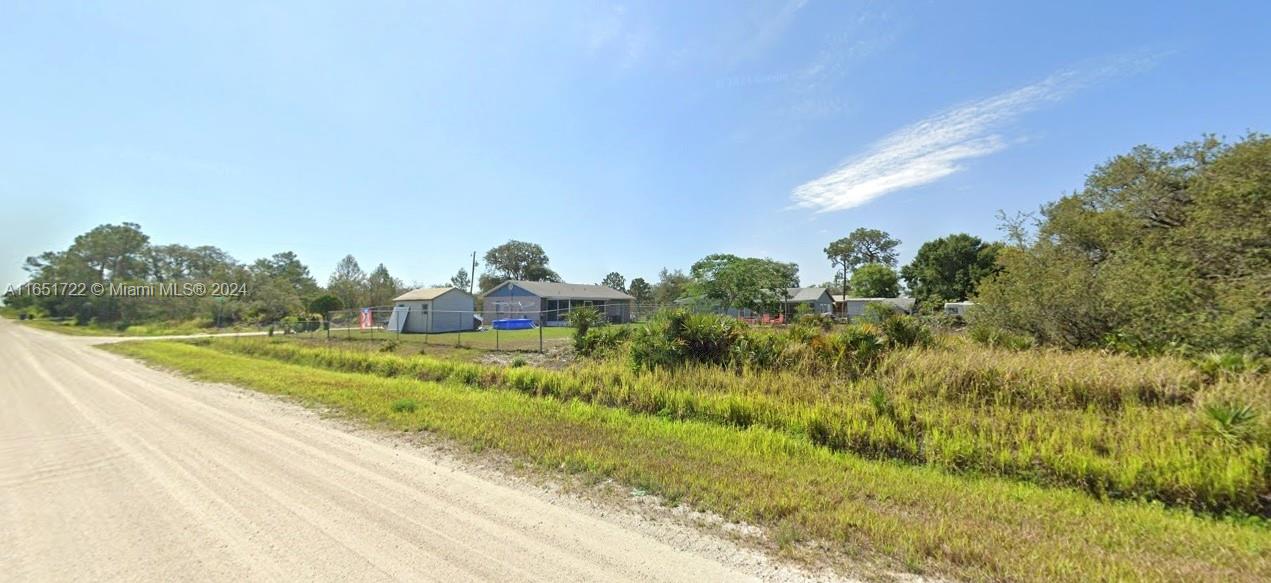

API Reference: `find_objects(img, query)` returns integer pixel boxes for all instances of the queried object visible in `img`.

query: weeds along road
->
[0,318,792,582]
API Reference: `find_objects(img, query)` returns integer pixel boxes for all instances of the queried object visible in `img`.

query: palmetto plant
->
[1203,400,1259,444]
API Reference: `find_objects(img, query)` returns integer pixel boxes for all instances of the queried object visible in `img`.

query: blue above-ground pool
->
[493,318,535,330]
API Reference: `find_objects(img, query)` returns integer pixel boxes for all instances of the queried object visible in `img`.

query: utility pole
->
[469,251,477,295]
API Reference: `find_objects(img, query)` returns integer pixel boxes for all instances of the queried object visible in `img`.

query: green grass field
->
[106,338,1271,581]
[321,325,576,352]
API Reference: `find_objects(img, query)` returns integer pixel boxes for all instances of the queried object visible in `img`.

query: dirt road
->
[0,319,825,582]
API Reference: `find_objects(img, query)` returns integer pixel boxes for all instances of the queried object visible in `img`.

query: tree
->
[68,222,151,282]
[14,222,316,326]
[652,268,690,304]
[327,255,367,309]
[481,240,558,291]
[600,272,626,292]
[974,134,1271,353]
[245,276,305,324]
[148,244,239,282]
[449,268,472,291]
[690,254,800,312]
[365,264,403,307]
[849,263,900,298]
[824,228,901,297]
[251,251,318,301]
[308,294,343,316]
[900,234,1002,309]
[627,277,652,302]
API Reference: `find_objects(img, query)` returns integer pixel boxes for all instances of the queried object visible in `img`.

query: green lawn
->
[106,339,1271,582]
[321,325,578,352]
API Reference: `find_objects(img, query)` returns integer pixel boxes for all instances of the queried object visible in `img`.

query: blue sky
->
[2,1,1269,290]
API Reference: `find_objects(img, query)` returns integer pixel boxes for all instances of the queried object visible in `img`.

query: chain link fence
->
[16,299,848,352]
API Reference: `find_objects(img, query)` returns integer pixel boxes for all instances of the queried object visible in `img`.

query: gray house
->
[389,287,476,333]
[781,287,834,318]
[832,295,916,318]
[480,280,635,326]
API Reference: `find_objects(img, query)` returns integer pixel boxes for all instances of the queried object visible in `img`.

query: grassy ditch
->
[195,337,1270,516]
[105,340,1270,581]
[18,317,249,337]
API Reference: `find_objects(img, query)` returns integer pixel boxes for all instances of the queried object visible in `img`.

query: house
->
[943,301,975,318]
[832,295,916,318]
[388,287,476,333]
[781,287,834,318]
[480,280,635,326]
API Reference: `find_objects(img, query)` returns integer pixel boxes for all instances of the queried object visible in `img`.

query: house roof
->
[482,280,635,301]
[393,287,470,302]
[784,287,831,302]
[831,296,916,312]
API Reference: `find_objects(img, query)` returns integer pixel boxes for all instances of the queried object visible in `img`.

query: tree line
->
[6,134,1266,354]
[5,223,409,328]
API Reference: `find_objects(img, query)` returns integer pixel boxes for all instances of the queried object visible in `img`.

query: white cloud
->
[790,55,1158,212]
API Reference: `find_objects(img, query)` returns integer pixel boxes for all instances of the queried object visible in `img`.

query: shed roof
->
[393,287,471,302]
[482,280,635,301]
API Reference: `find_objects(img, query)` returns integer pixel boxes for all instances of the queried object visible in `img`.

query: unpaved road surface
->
[0,319,829,582]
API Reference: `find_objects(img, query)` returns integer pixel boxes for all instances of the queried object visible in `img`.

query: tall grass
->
[198,336,1271,515]
[106,340,1271,582]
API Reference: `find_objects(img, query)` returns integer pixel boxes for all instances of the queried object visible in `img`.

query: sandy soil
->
[0,318,851,582]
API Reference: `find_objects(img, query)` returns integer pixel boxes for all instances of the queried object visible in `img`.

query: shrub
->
[629,310,746,370]
[509,357,527,368]
[577,325,631,357]
[732,331,791,370]
[968,324,1034,351]
[1193,352,1266,379]
[567,306,605,352]
[390,398,418,413]
[1202,400,1259,444]
[380,339,400,353]
[823,324,886,373]
[879,314,933,348]
[860,302,901,324]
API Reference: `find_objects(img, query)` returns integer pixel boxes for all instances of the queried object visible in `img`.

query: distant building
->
[781,287,834,318]
[831,295,916,318]
[943,301,975,318]
[389,287,476,333]
[480,280,635,326]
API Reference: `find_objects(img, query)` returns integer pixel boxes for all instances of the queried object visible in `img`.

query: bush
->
[968,324,1034,351]
[390,398,418,413]
[732,331,792,370]
[859,302,903,324]
[821,324,886,373]
[629,310,746,370]
[577,325,631,357]
[1201,400,1259,444]
[1193,352,1267,379]
[567,306,605,352]
[880,314,933,348]
[509,357,527,368]
[972,136,1271,355]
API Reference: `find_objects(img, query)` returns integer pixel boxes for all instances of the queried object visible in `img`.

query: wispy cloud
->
[790,54,1160,212]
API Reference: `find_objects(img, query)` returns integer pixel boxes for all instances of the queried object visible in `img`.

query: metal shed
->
[390,287,476,333]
